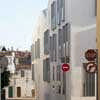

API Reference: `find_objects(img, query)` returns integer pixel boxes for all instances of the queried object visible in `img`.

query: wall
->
[71,27,96,98]
[5,70,34,99]
[70,0,96,99]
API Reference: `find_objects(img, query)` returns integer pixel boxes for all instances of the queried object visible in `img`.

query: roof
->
[16,64,31,71]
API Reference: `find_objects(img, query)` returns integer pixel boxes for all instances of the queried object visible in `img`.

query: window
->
[32,64,35,80]
[63,73,66,95]
[53,66,55,81]
[58,29,63,46]
[43,58,50,82]
[83,70,96,96]
[53,34,57,61]
[50,36,53,61]
[44,30,49,55]
[57,0,65,25]
[95,0,97,16]
[57,0,60,25]
[37,39,40,58]
[21,70,24,77]
[34,39,40,59]
[57,65,61,81]
[51,1,56,30]
[62,23,70,61]
[31,44,35,61]
[61,0,65,21]
[35,41,37,59]
[63,23,70,43]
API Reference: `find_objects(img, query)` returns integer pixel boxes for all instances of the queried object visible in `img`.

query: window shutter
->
[32,64,35,80]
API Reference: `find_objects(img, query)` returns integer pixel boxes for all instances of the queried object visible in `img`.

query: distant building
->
[0,47,15,73]
[5,51,35,100]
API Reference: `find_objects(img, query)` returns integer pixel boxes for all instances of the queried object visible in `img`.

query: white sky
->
[0,0,48,51]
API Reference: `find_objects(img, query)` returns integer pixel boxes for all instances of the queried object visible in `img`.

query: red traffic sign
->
[62,63,70,72]
[85,62,97,73]
[85,49,97,61]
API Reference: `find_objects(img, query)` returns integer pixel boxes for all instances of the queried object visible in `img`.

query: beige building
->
[5,68,35,100]
[97,0,100,99]
[5,51,35,100]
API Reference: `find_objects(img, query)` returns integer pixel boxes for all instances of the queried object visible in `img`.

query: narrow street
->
[0,0,100,100]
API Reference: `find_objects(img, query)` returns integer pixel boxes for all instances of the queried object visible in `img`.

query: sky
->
[0,0,48,51]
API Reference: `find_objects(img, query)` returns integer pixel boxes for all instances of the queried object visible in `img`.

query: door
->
[8,86,13,98]
[31,89,35,97]
[17,87,21,97]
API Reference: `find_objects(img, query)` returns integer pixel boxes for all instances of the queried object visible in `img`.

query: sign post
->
[84,49,98,100]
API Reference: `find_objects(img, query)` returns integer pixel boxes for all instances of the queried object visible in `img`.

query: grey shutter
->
[32,64,35,80]
[53,34,57,61]
[51,1,56,30]
[44,30,49,55]
[37,39,40,58]
[32,44,35,61]
[61,0,65,21]
[43,58,50,82]
[35,41,37,59]
[57,0,60,25]
[57,65,61,81]
[95,0,97,16]
[84,72,95,96]
[50,36,53,61]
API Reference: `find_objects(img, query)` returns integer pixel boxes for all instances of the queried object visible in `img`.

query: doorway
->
[17,87,21,97]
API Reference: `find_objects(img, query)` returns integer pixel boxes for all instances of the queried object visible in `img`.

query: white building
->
[5,51,35,100]
[48,0,96,100]
[5,66,35,100]
[32,0,97,100]
[32,9,51,100]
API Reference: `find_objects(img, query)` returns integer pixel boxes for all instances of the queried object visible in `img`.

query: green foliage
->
[1,68,10,90]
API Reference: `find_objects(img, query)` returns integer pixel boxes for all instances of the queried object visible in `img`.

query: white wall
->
[70,0,96,98]
[5,70,35,99]
[71,0,96,26]
[71,25,96,98]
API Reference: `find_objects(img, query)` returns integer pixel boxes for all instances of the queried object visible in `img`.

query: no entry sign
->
[62,63,70,72]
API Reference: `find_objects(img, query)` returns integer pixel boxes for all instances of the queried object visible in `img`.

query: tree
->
[1,68,10,89]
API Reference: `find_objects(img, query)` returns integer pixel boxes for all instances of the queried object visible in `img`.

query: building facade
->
[32,0,97,100]
[31,9,51,100]
[48,0,96,100]
[5,68,35,100]
[5,51,35,100]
